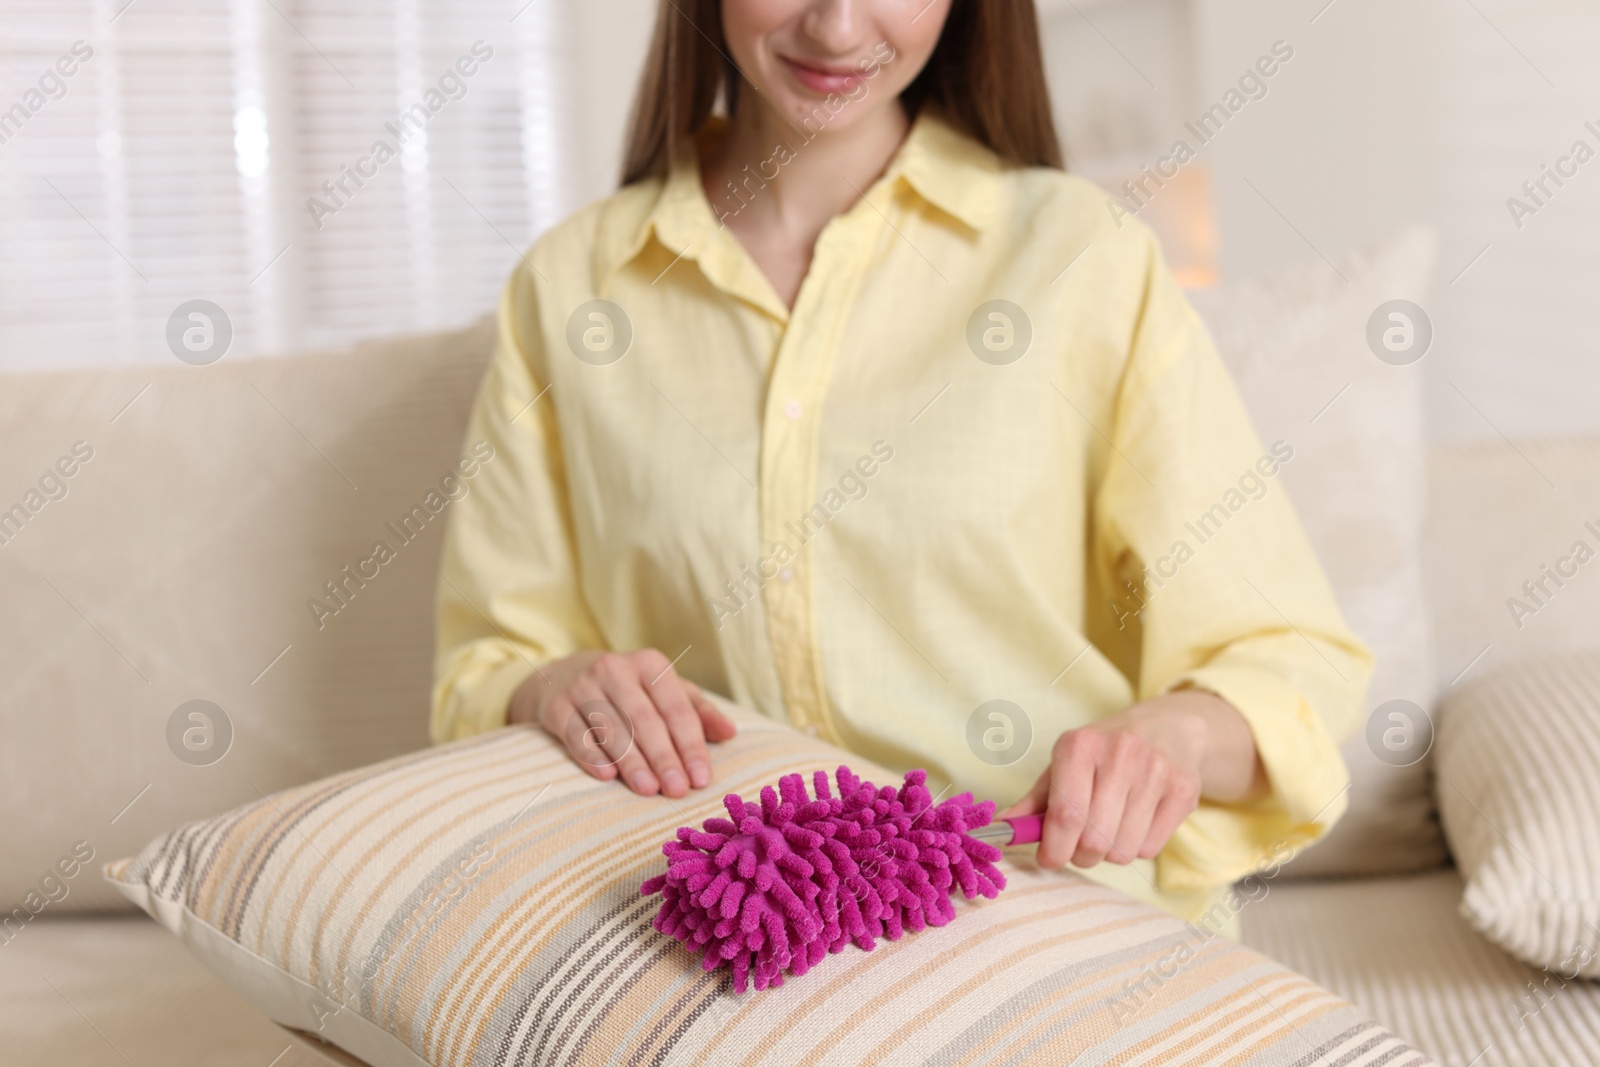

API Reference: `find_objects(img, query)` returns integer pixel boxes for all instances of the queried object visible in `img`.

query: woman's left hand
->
[996,689,1265,870]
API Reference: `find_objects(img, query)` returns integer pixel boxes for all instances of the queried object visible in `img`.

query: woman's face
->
[720,0,953,133]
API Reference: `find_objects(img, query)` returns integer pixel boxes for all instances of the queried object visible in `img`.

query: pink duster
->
[641,766,1041,993]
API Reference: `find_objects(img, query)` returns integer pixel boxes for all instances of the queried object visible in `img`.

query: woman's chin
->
[757,91,879,138]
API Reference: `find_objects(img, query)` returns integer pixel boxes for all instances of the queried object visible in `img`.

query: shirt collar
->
[595,107,1003,300]
[892,107,1003,232]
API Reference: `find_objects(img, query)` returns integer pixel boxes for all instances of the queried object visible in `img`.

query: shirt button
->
[777,566,795,582]
[783,399,803,420]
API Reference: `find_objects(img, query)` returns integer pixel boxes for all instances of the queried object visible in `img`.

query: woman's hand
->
[508,649,737,798]
[997,689,1266,870]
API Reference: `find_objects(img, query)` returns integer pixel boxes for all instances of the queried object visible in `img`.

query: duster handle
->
[1003,814,1044,845]
[969,813,1044,846]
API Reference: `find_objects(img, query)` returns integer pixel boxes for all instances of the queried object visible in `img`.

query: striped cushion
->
[106,704,1432,1066]
[1437,650,1600,976]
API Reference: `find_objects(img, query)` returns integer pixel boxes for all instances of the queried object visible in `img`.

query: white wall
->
[1190,0,1600,442]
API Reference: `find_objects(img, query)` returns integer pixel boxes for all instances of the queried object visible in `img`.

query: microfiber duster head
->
[640,766,1007,992]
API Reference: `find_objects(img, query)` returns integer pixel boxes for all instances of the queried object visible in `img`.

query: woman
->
[432,0,1371,930]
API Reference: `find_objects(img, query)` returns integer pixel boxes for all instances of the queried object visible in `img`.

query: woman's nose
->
[800,0,869,56]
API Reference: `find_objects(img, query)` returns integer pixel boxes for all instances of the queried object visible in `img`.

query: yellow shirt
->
[431,109,1372,927]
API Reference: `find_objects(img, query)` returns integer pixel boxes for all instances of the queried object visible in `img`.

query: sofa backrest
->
[0,318,494,912]
[1424,439,1600,690]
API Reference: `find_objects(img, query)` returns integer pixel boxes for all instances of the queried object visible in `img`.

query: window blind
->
[0,0,573,370]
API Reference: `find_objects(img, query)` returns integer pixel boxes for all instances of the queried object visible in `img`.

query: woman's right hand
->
[508,649,737,798]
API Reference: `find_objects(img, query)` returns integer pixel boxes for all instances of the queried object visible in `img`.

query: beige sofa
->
[3,316,1597,1066]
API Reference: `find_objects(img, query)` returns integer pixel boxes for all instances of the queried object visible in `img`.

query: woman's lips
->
[782,56,865,95]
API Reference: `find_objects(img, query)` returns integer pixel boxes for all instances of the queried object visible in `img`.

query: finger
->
[996,770,1050,820]
[685,682,738,742]
[1140,775,1201,859]
[1073,739,1140,868]
[1110,773,1164,865]
[583,687,654,798]
[1038,733,1098,870]
[567,677,636,770]
[551,688,618,782]
[647,671,712,790]
[601,670,688,798]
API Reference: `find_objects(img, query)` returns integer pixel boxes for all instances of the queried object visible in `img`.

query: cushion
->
[1436,650,1600,976]
[1190,226,1444,877]
[0,317,494,912]
[106,702,1431,1066]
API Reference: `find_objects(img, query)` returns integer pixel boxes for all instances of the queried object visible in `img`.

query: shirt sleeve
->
[430,261,603,743]
[1090,229,1374,895]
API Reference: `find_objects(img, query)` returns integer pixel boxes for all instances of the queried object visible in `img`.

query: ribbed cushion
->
[1437,651,1600,976]
[106,704,1430,1067]
[1244,870,1600,1067]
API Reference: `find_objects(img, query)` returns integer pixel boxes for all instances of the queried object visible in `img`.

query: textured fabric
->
[641,766,1008,993]
[1244,869,1600,1067]
[430,106,1374,921]
[0,318,494,913]
[107,704,1427,1067]
[1190,228,1444,879]
[1436,651,1600,976]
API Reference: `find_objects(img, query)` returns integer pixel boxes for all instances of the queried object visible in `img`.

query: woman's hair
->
[619,0,1063,185]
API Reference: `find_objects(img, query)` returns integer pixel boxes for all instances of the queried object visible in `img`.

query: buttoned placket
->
[643,143,922,743]
[752,198,893,744]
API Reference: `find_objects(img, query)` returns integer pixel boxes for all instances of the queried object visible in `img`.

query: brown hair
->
[619,0,1063,186]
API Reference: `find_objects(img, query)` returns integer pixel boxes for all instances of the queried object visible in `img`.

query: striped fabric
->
[1437,651,1600,977]
[107,705,1432,1066]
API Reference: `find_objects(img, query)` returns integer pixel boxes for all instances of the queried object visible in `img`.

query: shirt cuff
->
[1154,664,1351,895]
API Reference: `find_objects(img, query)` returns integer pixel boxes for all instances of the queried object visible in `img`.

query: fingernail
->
[629,769,657,794]
[687,759,709,788]
[662,768,687,795]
